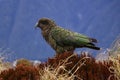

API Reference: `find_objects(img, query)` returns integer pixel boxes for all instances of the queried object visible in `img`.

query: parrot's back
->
[50,26,100,51]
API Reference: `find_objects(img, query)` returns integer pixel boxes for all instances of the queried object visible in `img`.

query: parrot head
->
[35,18,56,30]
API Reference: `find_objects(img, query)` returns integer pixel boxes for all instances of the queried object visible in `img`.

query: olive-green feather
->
[50,27,91,47]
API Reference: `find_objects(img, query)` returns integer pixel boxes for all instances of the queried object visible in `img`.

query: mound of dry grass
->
[39,52,114,80]
[0,52,119,80]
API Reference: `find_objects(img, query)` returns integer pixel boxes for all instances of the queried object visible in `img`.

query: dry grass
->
[0,52,118,80]
[109,54,120,80]
[108,36,120,80]
[39,66,74,80]
[0,57,11,73]
[0,50,120,80]
[39,53,87,80]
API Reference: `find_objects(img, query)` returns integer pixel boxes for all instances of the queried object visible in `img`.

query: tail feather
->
[86,45,100,50]
[89,38,98,43]
[85,43,100,50]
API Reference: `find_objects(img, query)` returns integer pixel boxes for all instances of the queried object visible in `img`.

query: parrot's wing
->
[50,27,96,47]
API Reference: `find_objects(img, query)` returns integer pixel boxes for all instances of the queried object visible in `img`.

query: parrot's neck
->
[41,27,53,41]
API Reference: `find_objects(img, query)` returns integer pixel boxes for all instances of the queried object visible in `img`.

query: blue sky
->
[0,0,120,61]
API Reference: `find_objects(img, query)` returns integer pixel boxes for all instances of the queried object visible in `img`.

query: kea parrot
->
[35,18,100,54]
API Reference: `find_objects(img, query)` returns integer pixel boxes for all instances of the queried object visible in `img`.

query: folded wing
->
[51,27,100,50]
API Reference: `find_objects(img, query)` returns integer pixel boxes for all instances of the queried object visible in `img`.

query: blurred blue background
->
[0,0,120,61]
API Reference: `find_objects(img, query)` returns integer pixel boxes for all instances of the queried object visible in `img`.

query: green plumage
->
[36,18,100,54]
[51,27,90,46]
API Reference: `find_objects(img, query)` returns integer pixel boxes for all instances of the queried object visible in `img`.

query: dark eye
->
[41,21,49,25]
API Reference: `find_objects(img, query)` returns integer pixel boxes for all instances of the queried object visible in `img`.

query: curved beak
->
[35,22,38,29]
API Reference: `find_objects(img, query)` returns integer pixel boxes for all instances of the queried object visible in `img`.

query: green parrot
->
[35,18,100,54]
